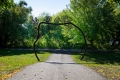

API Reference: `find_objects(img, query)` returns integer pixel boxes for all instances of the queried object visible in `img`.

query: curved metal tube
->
[33,22,87,61]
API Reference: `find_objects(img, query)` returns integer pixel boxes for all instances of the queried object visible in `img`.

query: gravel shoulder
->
[8,52,107,80]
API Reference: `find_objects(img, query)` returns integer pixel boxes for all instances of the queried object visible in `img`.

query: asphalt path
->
[8,52,107,80]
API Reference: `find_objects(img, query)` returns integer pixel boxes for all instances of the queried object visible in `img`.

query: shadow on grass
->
[0,49,81,57]
[72,52,120,64]
[0,50,47,57]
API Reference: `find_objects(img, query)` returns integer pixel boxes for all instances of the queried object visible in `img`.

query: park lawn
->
[0,50,51,80]
[72,52,120,80]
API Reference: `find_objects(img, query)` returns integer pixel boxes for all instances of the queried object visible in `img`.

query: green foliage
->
[29,11,86,49]
[0,1,32,48]
[70,0,120,49]
[0,0,14,9]
[1,0,119,49]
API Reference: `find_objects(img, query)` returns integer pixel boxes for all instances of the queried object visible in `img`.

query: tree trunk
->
[90,40,94,53]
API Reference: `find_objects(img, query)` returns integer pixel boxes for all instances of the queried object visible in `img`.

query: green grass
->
[72,52,120,80]
[0,50,51,80]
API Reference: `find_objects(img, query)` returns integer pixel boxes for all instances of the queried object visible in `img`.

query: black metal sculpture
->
[33,15,87,61]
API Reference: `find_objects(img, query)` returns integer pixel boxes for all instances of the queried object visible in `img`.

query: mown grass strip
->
[72,52,120,80]
[0,50,51,80]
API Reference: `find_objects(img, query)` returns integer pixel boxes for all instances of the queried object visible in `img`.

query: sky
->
[14,0,70,17]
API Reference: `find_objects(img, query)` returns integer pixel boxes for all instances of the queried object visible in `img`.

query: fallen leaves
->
[1,69,21,80]
[90,65,120,80]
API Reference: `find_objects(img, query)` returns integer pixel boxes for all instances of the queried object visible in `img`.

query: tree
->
[0,0,14,9]
[69,0,120,49]
[0,1,32,48]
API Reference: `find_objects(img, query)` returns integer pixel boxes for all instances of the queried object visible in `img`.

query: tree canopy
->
[0,1,32,48]
[69,0,120,49]
[0,0,14,9]
[0,0,120,49]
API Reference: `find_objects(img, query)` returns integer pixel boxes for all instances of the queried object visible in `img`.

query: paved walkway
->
[8,53,107,80]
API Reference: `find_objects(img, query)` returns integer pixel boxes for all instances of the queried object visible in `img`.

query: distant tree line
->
[0,0,120,50]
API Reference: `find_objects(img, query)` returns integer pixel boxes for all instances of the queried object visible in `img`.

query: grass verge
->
[0,50,51,80]
[72,52,120,80]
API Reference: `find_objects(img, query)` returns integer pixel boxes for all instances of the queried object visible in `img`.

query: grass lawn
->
[72,52,120,80]
[0,50,51,80]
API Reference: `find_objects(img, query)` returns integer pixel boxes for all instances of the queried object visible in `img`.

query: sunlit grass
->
[0,50,51,80]
[72,52,120,80]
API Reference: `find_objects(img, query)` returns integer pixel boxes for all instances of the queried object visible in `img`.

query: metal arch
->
[33,22,87,61]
